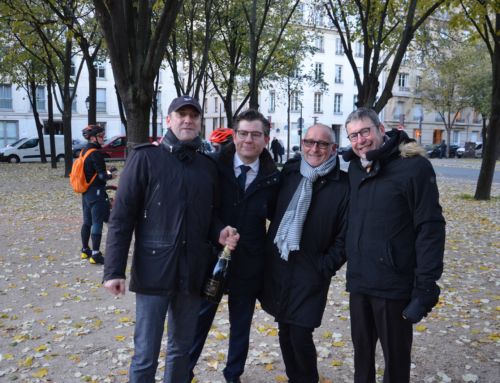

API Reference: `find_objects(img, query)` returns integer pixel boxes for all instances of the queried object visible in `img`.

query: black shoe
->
[89,252,105,265]
[226,379,241,383]
[81,248,91,259]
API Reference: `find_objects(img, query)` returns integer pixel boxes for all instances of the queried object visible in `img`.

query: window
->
[355,42,363,57]
[336,39,344,55]
[0,121,18,147]
[96,89,106,112]
[94,62,106,79]
[416,76,422,93]
[152,91,161,112]
[69,87,77,112]
[334,94,342,114]
[414,103,422,120]
[433,130,443,144]
[29,86,45,111]
[315,36,324,52]
[453,131,460,144]
[291,91,300,111]
[315,63,323,81]
[473,109,481,124]
[296,3,304,22]
[314,93,322,113]
[398,73,409,90]
[213,117,218,130]
[269,92,275,112]
[315,8,323,25]
[70,58,76,77]
[471,131,478,142]
[435,112,443,122]
[205,98,208,113]
[353,95,358,111]
[0,85,12,109]
[215,97,218,112]
[394,102,403,120]
[456,109,464,123]
[293,68,300,78]
[335,65,343,83]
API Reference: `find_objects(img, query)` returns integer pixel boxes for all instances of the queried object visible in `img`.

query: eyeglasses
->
[236,130,264,140]
[97,133,105,138]
[303,139,334,149]
[347,124,378,142]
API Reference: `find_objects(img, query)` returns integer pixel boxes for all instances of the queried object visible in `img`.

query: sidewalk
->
[429,158,500,170]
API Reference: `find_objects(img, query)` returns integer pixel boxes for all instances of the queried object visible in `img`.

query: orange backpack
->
[69,149,98,193]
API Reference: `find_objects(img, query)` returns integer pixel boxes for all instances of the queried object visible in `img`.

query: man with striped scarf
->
[261,124,350,383]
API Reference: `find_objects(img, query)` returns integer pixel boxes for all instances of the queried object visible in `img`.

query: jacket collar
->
[218,142,278,176]
[282,156,341,181]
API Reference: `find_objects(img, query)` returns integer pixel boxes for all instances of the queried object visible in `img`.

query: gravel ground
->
[0,161,499,383]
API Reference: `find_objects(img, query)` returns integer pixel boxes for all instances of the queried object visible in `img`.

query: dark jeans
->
[189,293,257,381]
[350,293,413,383]
[278,322,318,383]
[439,150,447,159]
[130,292,201,383]
[82,185,110,228]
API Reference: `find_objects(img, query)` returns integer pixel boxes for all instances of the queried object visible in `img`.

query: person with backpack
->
[78,125,117,264]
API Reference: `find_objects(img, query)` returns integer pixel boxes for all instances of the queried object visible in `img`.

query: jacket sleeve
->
[406,159,446,290]
[209,163,225,246]
[91,151,111,181]
[103,150,149,281]
[266,173,281,222]
[320,189,349,280]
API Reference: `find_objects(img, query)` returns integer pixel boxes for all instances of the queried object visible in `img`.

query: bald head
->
[302,124,337,167]
[305,124,335,143]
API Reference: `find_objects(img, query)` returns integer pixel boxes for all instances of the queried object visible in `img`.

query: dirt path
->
[0,163,499,383]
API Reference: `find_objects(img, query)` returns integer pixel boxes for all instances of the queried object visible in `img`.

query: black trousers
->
[350,293,413,383]
[278,322,318,383]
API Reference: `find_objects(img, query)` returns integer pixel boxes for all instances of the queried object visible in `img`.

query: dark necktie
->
[238,165,251,194]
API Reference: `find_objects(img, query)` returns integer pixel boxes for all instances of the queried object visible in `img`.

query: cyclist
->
[80,125,117,264]
[209,128,233,158]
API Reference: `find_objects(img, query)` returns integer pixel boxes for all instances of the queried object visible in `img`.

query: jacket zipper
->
[144,183,161,218]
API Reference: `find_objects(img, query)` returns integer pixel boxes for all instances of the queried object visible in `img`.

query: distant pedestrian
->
[271,137,280,162]
[439,140,447,159]
[278,139,285,162]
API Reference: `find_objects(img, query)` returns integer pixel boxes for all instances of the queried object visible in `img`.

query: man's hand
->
[219,226,240,250]
[105,279,126,296]
[110,173,118,180]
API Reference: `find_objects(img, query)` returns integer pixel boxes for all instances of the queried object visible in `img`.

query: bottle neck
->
[220,245,232,259]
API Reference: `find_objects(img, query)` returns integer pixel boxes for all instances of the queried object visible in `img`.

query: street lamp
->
[85,96,90,110]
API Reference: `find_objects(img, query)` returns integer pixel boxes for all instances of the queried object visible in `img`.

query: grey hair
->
[345,107,381,128]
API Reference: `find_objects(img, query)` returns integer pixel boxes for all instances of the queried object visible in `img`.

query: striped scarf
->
[274,153,337,261]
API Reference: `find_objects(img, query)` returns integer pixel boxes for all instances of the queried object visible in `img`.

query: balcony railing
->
[399,86,410,92]
[473,119,482,124]
[335,50,344,55]
[335,78,344,84]
[334,111,343,115]
[413,116,422,121]
[456,118,465,123]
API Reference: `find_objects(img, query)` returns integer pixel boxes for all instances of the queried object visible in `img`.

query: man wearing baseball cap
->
[104,96,240,382]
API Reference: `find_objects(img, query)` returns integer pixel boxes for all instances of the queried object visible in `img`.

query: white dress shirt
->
[233,153,260,191]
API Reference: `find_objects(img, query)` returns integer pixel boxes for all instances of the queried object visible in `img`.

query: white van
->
[0,135,65,163]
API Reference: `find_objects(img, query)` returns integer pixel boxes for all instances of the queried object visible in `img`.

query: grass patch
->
[457,193,500,201]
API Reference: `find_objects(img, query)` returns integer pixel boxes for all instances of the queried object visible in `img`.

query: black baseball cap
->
[168,95,202,115]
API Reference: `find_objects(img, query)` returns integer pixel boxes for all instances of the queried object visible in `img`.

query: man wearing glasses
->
[261,124,349,383]
[342,108,445,382]
[189,109,281,383]
[79,125,117,265]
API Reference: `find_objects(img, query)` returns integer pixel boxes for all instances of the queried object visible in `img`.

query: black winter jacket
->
[103,143,224,296]
[343,129,446,300]
[82,143,110,188]
[260,157,349,328]
[215,143,281,295]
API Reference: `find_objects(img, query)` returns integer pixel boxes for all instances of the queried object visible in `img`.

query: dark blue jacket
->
[215,142,281,295]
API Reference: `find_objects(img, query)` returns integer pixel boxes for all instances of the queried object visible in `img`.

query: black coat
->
[260,157,349,328]
[215,143,281,294]
[343,129,446,299]
[271,139,280,154]
[83,143,109,187]
[103,143,224,296]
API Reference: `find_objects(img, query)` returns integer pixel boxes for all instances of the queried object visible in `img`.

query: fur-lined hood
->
[399,140,427,159]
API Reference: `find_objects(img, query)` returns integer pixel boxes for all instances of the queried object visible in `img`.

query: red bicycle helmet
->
[210,128,234,144]
[82,125,105,139]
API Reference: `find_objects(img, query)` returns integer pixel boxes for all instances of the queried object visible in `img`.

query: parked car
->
[72,140,88,158]
[0,135,65,163]
[100,136,163,159]
[426,144,460,158]
[456,142,482,158]
[337,144,352,155]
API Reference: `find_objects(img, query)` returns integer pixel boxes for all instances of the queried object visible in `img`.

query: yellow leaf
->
[478,339,490,343]
[340,317,347,321]
[41,293,48,296]
[115,335,126,341]
[11,316,18,320]
[266,364,275,370]
[331,360,342,366]
[61,293,70,297]
[32,368,48,377]
[69,355,78,360]
[416,326,426,332]
[35,345,47,351]
[116,370,128,375]
[268,330,278,336]
[119,317,131,322]
[24,357,33,366]
[471,330,479,335]
[8,284,16,288]
[93,321,102,327]
[322,332,331,339]
[191,378,199,383]
[34,308,43,313]
[480,266,489,270]
[488,335,499,341]
[216,334,226,340]
[74,322,85,328]
[275,377,289,382]
[332,342,345,347]
[4,354,14,359]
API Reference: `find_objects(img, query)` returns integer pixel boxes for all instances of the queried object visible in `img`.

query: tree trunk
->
[87,61,97,125]
[62,38,74,178]
[29,80,47,163]
[481,118,487,158]
[122,98,151,153]
[152,73,160,141]
[115,85,127,136]
[47,73,56,169]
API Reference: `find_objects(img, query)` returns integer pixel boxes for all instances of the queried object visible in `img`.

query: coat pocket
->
[386,242,400,274]
[133,241,175,291]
